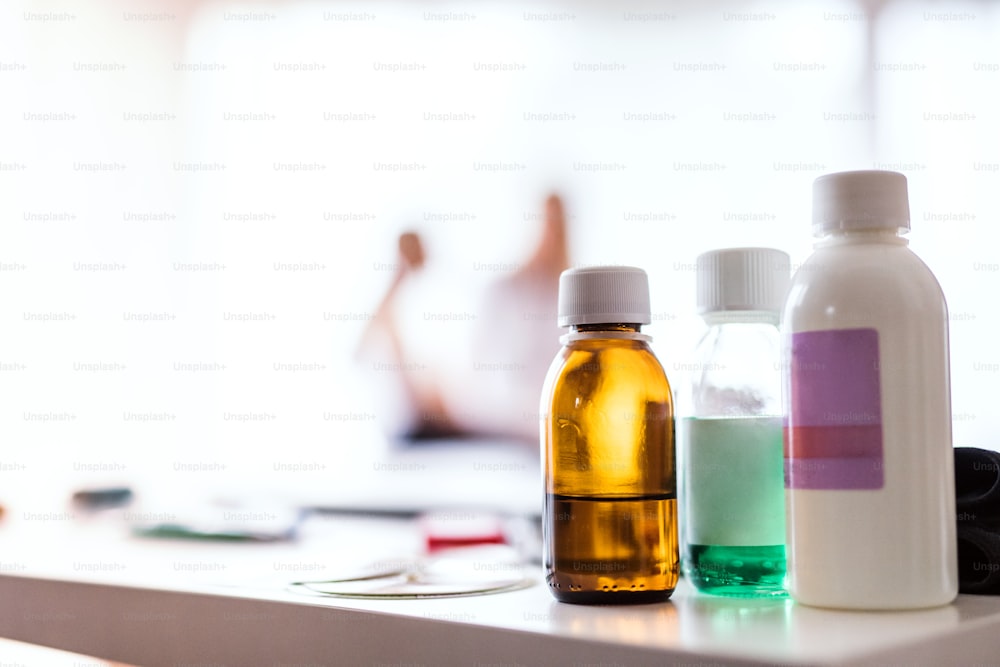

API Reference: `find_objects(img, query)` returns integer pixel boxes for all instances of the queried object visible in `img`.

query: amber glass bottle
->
[541,266,678,604]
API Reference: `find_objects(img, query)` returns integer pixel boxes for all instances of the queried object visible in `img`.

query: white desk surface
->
[1,512,999,667]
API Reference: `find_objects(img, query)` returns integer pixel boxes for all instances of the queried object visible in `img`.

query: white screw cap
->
[558,265,651,327]
[812,170,911,236]
[696,247,790,319]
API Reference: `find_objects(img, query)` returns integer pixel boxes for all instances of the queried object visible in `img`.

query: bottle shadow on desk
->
[678,595,960,653]
[543,598,679,644]
[676,593,792,647]
[674,594,961,661]
[541,586,967,661]
[783,602,960,659]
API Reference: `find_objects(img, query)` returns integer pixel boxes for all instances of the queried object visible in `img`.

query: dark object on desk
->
[955,447,1000,594]
[72,487,134,512]
[956,448,1000,513]
[957,524,1000,593]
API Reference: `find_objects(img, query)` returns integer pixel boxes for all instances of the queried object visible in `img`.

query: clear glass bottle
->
[541,266,678,604]
[783,170,957,609]
[678,248,790,597]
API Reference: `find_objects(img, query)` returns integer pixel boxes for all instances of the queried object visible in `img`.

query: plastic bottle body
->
[783,233,958,609]
[542,329,678,604]
[679,320,787,597]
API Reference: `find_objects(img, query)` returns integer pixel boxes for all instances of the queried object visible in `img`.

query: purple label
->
[785,328,884,490]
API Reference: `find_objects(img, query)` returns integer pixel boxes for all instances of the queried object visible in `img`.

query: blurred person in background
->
[357,194,569,445]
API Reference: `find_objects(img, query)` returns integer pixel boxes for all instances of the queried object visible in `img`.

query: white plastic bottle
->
[782,170,958,610]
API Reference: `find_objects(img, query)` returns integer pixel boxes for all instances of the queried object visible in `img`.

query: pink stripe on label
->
[786,328,884,490]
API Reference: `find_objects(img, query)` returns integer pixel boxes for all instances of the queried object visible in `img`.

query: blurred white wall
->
[0,0,997,509]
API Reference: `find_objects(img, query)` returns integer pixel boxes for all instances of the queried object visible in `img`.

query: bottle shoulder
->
[556,337,660,361]
[555,339,666,371]
[683,325,782,418]
[791,242,942,291]
[543,339,671,399]
[693,323,780,351]
[784,243,947,331]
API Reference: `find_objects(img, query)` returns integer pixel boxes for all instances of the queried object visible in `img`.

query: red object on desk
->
[419,511,506,552]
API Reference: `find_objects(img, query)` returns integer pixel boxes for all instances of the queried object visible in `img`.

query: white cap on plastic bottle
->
[558,265,651,327]
[812,170,911,236]
[696,247,790,320]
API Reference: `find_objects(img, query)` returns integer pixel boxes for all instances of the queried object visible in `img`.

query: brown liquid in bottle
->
[542,328,678,604]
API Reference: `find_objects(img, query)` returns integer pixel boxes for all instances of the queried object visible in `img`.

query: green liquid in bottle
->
[685,544,787,598]
[680,416,787,598]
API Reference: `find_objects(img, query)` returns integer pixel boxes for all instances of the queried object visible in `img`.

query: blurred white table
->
[1,512,999,667]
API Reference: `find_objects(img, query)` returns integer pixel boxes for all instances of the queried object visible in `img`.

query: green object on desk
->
[128,504,302,542]
[131,523,289,542]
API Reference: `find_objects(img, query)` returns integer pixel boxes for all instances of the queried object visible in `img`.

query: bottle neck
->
[815,227,909,248]
[700,312,779,327]
[563,322,649,343]
[570,323,642,334]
